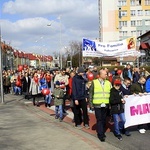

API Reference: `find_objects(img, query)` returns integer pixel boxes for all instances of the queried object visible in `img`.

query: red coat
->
[16,75,22,87]
[68,78,73,96]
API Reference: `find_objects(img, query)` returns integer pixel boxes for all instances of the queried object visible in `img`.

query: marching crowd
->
[2,64,150,142]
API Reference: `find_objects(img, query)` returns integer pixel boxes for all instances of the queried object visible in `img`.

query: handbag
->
[25,92,32,100]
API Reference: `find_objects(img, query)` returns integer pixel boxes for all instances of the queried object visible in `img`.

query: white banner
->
[124,94,150,128]
[82,37,138,57]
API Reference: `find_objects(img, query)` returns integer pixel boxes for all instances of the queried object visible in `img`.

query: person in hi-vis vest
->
[89,69,112,142]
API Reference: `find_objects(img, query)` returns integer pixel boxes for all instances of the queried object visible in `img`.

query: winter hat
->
[77,67,85,73]
[55,81,60,85]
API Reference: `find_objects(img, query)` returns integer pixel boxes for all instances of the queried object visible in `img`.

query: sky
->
[0,0,99,56]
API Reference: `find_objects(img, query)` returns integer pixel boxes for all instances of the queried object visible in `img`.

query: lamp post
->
[0,33,4,103]
[57,15,63,69]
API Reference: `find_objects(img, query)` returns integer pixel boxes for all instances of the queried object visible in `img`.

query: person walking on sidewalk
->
[68,71,76,123]
[40,74,52,108]
[29,72,41,107]
[109,79,129,141]
[52,81,64,122]
[89,69,112,142]
[22,72,31,98]
[72,67,89,129]
[54,68,69,114]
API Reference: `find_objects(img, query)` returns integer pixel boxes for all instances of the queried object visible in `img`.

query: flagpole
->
[81,38,83,67]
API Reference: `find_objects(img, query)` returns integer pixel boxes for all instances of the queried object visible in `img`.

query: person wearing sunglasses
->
[109,79,127,141]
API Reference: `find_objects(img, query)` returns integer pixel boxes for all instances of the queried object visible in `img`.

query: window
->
[118,0,127,6]
[137,0,142,5]
[145,20,150,25]
[131,20,136,26]
[137,10,143,16]
[131,30,136,36]
[145,0,150,5]
[137,20,142,26]
[121,10,127,16]
[137,30,142,36]
[130,0,136,5]
[131,10,136,16]
[123,31,127,36]
[145,10,150,15]
[119,21,127,27]
[119,31,128,36]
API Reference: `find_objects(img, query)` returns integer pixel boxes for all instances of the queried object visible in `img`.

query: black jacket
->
[120,85,131,96]
[72,74,87,100]
[123,68,132,79]
[109,87,124,114]
[22,76,31,93]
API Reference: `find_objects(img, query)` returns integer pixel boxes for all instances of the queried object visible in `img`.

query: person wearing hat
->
[109,79,127,141]
[52,81,64,122]
[54,68,69,114]
[72,67,89,129]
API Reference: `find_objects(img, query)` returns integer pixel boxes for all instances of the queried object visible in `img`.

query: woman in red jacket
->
[68,71,75,122]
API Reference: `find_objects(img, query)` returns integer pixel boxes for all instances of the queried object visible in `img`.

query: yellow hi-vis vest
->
[92,79,111,104]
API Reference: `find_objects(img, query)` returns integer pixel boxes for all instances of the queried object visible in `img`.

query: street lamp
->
[0,33,4,103]
[57,15,63,69]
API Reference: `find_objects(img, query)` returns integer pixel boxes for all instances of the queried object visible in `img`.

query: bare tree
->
[68,41,82,67]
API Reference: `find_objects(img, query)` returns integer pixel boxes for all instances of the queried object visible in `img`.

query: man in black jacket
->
[72,67,89,129]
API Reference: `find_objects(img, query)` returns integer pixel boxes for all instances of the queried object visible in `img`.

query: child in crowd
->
[52,81,64,122]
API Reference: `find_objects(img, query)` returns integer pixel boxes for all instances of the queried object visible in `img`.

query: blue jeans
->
[55,105,63,119]
[45,94,52,104]
[14,86,21,94]
[113,113,126,135]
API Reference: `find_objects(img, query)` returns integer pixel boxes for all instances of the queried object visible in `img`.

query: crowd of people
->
[2,64,150,142]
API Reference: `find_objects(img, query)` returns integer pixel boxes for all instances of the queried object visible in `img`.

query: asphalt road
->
[0,94,120,150]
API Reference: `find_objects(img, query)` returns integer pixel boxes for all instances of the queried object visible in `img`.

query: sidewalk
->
[24,97,113,135]
[1,94,120,150]
[2,94,150,150]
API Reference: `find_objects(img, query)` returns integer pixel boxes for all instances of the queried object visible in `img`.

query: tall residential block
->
[98,0,150,42]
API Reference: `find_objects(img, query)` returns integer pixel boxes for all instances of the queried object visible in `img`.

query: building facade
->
[1,42,53,70]
[98,0,150,42]
[98,0,150,65]
[138,31,150,66]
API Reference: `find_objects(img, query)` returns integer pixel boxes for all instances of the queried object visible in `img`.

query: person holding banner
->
[109,79,127,141]
[120,77,131,96]
[130,75,147,134]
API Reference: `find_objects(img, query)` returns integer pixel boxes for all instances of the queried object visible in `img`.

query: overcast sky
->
[0,0,99,56]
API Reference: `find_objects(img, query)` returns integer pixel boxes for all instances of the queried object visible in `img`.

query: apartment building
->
[97,0,150,65]
[98,0,150,42]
